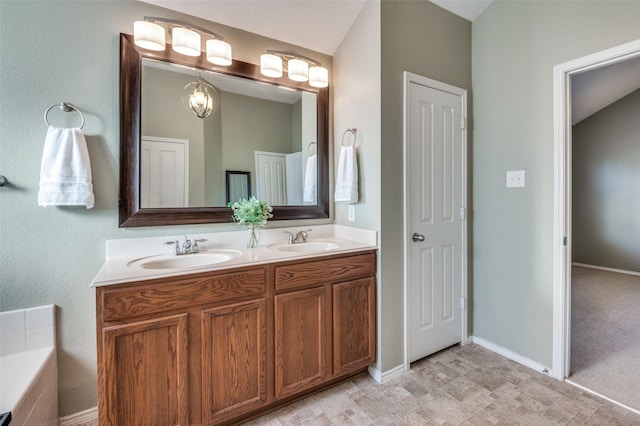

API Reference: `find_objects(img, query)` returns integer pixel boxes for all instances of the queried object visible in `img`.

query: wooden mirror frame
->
[119,33,329,227]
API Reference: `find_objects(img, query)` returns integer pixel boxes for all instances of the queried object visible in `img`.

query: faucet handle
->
[283,231,294,244]
[164,240,179,255]
[298,229,312,242]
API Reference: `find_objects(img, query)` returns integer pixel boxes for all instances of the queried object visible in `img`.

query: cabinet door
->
[274,286,328,398]
[100,314,188,426]
[201,299,267,424]
[333,278,376,376]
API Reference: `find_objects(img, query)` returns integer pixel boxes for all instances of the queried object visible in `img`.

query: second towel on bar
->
[334,145,358,203]
[38,127,94,209]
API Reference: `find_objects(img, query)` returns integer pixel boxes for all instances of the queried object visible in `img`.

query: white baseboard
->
[572,262,640,277]
[471,336,553,377]
[59,407,98,425]
[368,363,406,384]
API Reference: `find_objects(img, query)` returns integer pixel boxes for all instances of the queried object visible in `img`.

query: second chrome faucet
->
[164,235,208,255]
[284,229,311,244]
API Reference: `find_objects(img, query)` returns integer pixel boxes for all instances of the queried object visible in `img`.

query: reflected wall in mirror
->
[119,33,329,227]
[141,59,317,208]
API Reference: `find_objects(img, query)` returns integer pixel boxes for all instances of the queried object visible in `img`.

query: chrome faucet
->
[164,236,207,255]
[284,229,311,244]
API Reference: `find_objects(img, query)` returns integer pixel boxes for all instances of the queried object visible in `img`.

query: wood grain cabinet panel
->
[99,313,188,426]
[201,299,268,424]
[101,267,266,322]
[274,286,329,398]
[333,277,376,376]
[275,253,375,292]
[96,250,377,425]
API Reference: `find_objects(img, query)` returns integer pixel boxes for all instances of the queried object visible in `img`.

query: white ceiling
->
[572,57,640,125]
[141,0,366,56]
[430,0,492,21]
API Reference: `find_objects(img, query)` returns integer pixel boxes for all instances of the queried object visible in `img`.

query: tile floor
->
[244,343,640,425]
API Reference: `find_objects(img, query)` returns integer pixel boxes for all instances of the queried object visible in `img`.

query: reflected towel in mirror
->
[303,154,317,203]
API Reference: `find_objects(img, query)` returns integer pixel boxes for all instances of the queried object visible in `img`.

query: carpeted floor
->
[570,265,640,412]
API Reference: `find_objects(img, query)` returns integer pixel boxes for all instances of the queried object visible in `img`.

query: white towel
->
[303,154,317,203]
[334,145,358,203]
[38,127,94,209]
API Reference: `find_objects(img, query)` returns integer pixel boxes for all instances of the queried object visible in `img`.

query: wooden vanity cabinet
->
[96,250,376,425]
[96,266,268,426]
[274,252,376,397]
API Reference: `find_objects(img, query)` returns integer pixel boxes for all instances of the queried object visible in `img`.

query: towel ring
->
[44,102,85,129]
[341,128,357,147]
[307,141,316,155]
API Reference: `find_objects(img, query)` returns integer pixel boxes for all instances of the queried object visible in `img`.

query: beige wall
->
[380,0,472,372]
[472,0,640,367]
[572,89,640,273]
[333,0,382,365]
[0,0,332,416]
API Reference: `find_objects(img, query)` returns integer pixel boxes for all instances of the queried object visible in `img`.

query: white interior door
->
[255,151,287,206]
[141,136,189,208]
[405,74,467,363]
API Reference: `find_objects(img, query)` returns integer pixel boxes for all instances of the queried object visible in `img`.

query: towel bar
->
[44,102,85,129]
[0,175,6,187]
[341,128,357,147]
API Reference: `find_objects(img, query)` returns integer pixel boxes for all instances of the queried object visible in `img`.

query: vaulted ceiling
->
[140,0,490,55]
[141,0,638,122]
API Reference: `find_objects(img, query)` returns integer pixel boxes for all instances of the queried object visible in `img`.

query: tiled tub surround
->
[91,224,377,287]
[0,305,58,425]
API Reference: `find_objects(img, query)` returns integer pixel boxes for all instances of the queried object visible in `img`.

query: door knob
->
[412,233,425,242]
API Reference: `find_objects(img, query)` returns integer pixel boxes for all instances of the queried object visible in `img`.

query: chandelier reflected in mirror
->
[182,77,219,119]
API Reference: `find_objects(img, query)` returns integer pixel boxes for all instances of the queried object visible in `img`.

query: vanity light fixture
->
[182,77,219,119]
[259,50,329,88]
[133,17,232,65]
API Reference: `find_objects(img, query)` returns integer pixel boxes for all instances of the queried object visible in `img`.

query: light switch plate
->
[506,170,525,188]
[348,205,355,221]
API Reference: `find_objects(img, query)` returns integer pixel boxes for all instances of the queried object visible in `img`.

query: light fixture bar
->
[265,50,322,67]
[260,49,328,87]
[142,16,225,41]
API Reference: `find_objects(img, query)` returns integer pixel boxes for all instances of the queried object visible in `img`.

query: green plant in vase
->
[229,197,273,248]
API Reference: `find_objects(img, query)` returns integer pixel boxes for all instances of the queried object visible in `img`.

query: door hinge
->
[460,297,467,311]
[460,117,466,129]
[460,207,466,220]
[563,236,568,246]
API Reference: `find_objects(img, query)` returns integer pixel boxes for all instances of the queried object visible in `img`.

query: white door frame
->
[552,38,640,381]
[403,72,469,370]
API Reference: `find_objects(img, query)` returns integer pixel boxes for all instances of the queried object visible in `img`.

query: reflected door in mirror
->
[141,136,189,208]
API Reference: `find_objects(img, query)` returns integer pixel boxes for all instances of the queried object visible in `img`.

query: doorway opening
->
[553,38,640,413]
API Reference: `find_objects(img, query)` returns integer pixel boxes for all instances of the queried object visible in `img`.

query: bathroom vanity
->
[92,226,377,425]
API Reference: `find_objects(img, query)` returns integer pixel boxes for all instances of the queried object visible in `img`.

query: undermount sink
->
[127,250,242,270]
[267,240,341,253]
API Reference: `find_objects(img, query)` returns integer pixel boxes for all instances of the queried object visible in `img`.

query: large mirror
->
[119,33,329,227]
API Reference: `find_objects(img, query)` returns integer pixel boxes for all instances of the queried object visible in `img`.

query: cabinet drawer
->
[100,267,266,322]
[275,252,375,292]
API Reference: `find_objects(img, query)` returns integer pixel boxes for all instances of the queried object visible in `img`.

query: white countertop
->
[91,225,377,287]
